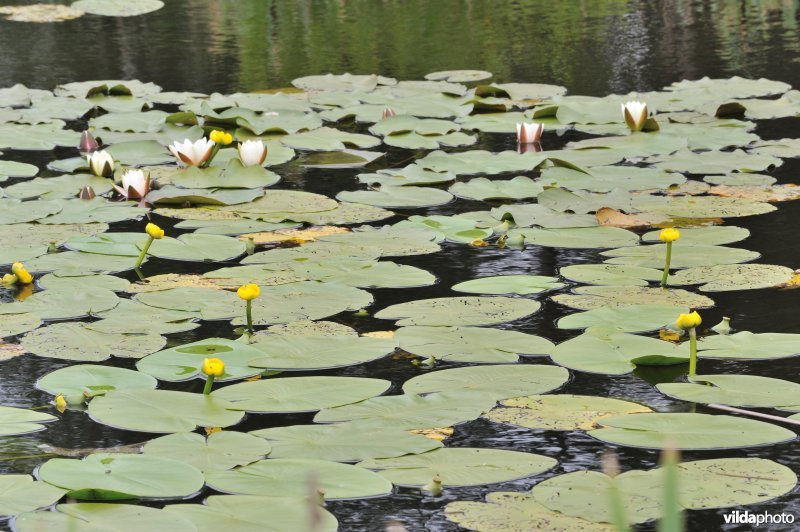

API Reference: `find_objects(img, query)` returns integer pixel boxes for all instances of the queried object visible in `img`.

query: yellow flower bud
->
[145,223,165,240]
[11,262,24,274]
[15,268,33,285]
[659,228,680,243]
[202,357,225,377]
[237,283,260,301]
[55,394,67,413]
[209,130,233,145]
[2,273,18,285]
[676,311,702,330]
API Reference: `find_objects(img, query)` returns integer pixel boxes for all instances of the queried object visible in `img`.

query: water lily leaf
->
[697,331,800,360]
[669,264,794,291]
[403,364,568,400]
[233,110,321,135]
[357,165,455,187]
[38,272,130,292]
[632,195,776,218]
[0,160,38,181]
[205,458,392,500]
[376,296,540,326]
[509,227,639,249]
[221,189,338,217]
[175,218,298,236]
[557,304,687,332]
[14,503,195,532]
[551,330,688,375]
[137,338,265,382]
[602,244,759,268]
[648,149,781,174]
[449,176,544,201]
[0,406,55,436]
[370,115,460,136]
[280,127,379,151]
[0,123,79,150]
[38,453,203,500]
[418,150,544,175]
[285,259,435,288]
[148,186,264,206]
[486,394,652,431]
[589,413,796,449]
[71,0,164,16]
[491,204,598,228]
[37,198,147,225]
[396,326,554,364]
[65,232,147,256]
[21,323,165,361]
[2,285,119,320]
[452,275,564,295]
[666,76,791,98]
[314,391,497,429]
[657,374,800,409]
[748,136,800,158]
[106,140,172,165]
[88,389,245,433]
[359,448,556,487]
[392,214,491,244]
[23,251,135,275]
[0,198,62,224]
[539,165,685,192]
[143,432,270,473]
[212,376,390,413]
[641,225,749,245]
[0,222,108,249]
[552,285,714,310]
[164,495,338,532]
[337,185,452,208]
[708,183,800,202]
[146,233,246,262]
[293,73,396,91]
[558,264,663,286]
[89,299,199,335]
[134,286,239,315]
[169,160,280,189]
[37,364,157,397]
[0,313,41,338]
[456,111,530,132]
[0,475,65,517]
[0,5,83,23]
[248,335,396,371]
[568,131,688,157]
[703,173,776,186]
[251,422,441,462]
[445,492,614,532]
[427,70,492,83]
[90,110,167,133]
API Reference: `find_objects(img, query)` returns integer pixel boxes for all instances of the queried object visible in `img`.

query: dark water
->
[0,1,799,531]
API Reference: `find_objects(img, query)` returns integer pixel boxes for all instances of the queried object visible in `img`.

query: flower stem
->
[688,327,697,377]
[246,299,253,335]
[202,374,215,395]
[660,241,672,288]
[135,236,154,269]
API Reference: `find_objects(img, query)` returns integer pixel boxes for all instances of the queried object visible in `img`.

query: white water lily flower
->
[87,150,114,177]
[169,138,215,166]
[113,169,150,200]
[516,122,544,144]
[237,140,267,167]
[622,101,648,132]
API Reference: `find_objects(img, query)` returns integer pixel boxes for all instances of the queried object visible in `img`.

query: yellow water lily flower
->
[202,357,225,377]
[659,228,680,243]
[676,311,702,330]
[237,283,260,301]
[15,268,33,285]
[145,223,165,240]
[2,273,17,285]
[11,262,24,274]
[55,394,67,413]
[209,130,233,145]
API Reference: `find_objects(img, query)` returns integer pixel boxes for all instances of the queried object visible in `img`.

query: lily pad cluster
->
[0,73,798,529]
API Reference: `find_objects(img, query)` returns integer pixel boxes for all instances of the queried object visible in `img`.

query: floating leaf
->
[640,225,749,245]
[668,264,794,291]
[602,244,759,268]
[697,331,800,360]
[376,297,540,326]
[0,406,55,436]
[15,503,195,532]
[0,313,41,338]
[657,374,800,408]
[396,327,554,363]
[21,323,165,361]
[402,365,568,400]
[143,432,271,473]
[0,475,65,517]
[558,264,663,286]
[509,227,639,249]
[136,338,265,382]
[452,275,564,295]
[552,285,714,310]
[449,176,544,201]
[337,185,453,208]
[248,334,397,371]
[557,304,687,332]
[37,364,157,397]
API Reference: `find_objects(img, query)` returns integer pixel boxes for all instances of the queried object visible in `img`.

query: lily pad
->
[14,503,195,532]
[337,186,453,208]
[426,70,492,82]
[21,323,165,361]
[509,227,639,249]
[280,127,380,151]
[392,215,491,244]
[169,160,280,189]
[552,285,714,310]
[697,331,800,360]
[36,364,157,398]
[248,334,397,371]
[205,458,392,500]
[358,448,556,487]
[143,432,271,473]
[449,176,544,201]
[0,406,56,436]
[396,326,554,363]
[588,413,796,449]
[38,453,203,500]
[668,264,794,291]
[211,376,390,413]
[641,226,750,246]
[556,304,687,332]
[485,394,652,431]
[0,313,41,338]
[251,422,441,462]
[0,475,65,517]
[657,374,800,409]
[558,264,663,286]
[376,296,540,326]
[136,338,265,382]
[602,244,759,268]
[539,165,685,192]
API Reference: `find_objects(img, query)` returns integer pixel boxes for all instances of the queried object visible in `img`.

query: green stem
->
[202,374,215,395]
[135,236,154,269]
[246,299,253,335]
[688,327,697,377]
[203,144,221,168]
[660,241,672,288]
[658,447,684,532]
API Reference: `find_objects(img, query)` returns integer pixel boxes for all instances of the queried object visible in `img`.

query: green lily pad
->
[163,495,338,532]
[402,365,568,400]
[357,166,455,187]
[88,389,245,433]
[38,453,203,500]
[280,127,380,151]
[558,264,663,286]
[284,259,436,289]
[36,364,157,398]
[89,299,199,335]
[0,160,38,181]
[251,422,441,462]
[648,149,782,174]
[557,304,687,332]
[392,215,491,244]
[589,413,796,449]
[14,503,195,532]
[143,432,271,473]
[38,272,130,292]
[449,176,544,201]
[359,448,556,487]
[146,233,246,262]
[70,0,164,16]
[337,185,453,208]
[376,296,540,326]
[0,406,56,436]
[453,275,564,295]
[552,285,714,310]
[0,198,62,224]
[0,313,41,338]
[668,264,794,291]
[490,204,597,228]
[22,251,135,275]
[3,175,113,201]
[550,330,688,375]
[418,150,544,175]
[136,338,265,382]
[396,326,554,363]
[509,227,639,249]
[633,195,776,218]
[641,226,750,245]
[427,70,492,82]
[602,244,759,268]
[248,334,397,371]
[1,286,120,320]
[697,331,800,360]
[211,376,390,413]
[314,391,497,430]
[147,186,264,206]
[205,458,392,500]
[37,198,148,225]
[657,374,800,409]
[0,123,79,151]
[0,475,65,517]
[21,323,164,361]
[169,160,280,189]
[106,140,173,165]
[538,165,685,192]
[485,394,652,431]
